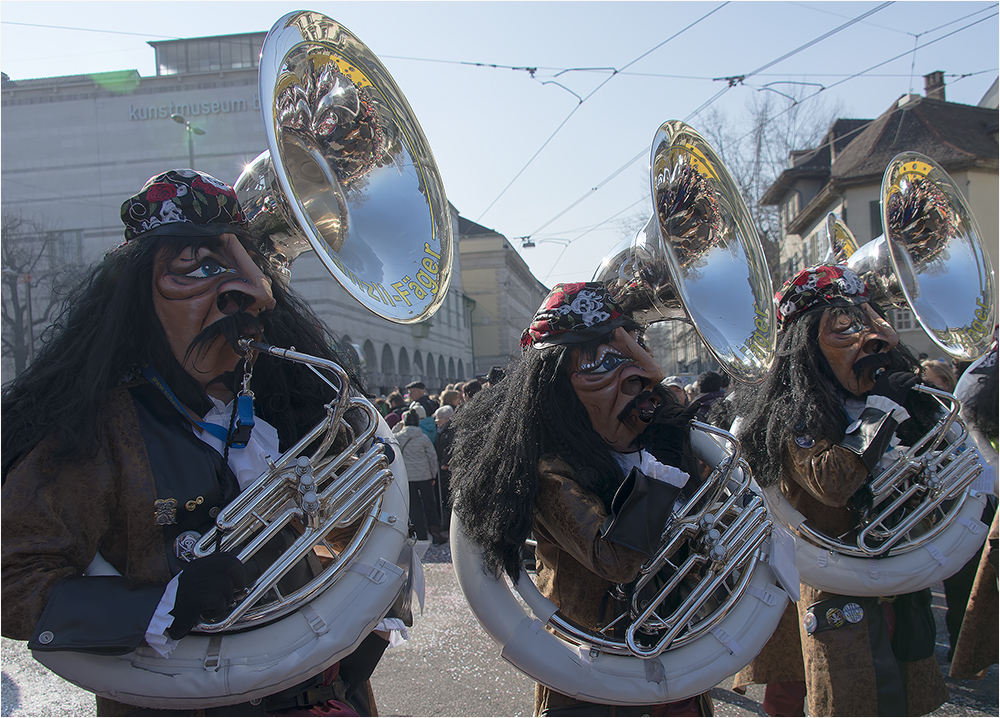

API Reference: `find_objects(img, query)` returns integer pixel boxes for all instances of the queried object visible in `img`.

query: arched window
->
[363,340,376,369]
[398,347,410,377]
[426,353,436,378]
[438,356,446,378]
[381,344,395,375]
[448,357,456,381]
[413,351,424,376]
[457,359,465,380]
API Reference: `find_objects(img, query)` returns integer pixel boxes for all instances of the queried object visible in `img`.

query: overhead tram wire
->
[707,1,895,92]
[1,20,175,38]
[903,3,1000,94]
[729,10,1000,148]
[541,196,650,282]
[473,1,731,224]
[521,1,899,265]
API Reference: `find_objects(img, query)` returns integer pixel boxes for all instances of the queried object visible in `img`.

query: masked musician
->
[451,282,712,717]
[727,264,956,716]
[1,170,396,716]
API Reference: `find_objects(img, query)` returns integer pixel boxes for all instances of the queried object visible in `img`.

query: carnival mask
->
[152,233,276,399]
[818,304,899,397]
[569,326,665,452]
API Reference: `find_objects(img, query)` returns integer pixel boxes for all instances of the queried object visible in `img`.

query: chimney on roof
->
[924,71,945,101]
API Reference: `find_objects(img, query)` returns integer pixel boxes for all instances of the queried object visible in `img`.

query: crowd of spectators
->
[371,378,487,548]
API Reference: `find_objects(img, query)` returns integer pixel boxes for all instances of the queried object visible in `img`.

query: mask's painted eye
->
[185,259,237,279]
[580,350,630,375]
[833,320,865,335]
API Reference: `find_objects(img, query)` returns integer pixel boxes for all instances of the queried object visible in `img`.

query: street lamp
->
[518,236,570,249]
[171,114,206,169]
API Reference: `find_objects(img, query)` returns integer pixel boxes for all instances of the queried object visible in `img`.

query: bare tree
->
[1,212,83,379]
[700,91,843,287]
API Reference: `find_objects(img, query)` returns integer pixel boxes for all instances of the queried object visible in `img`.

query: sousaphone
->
[452,121,790,704]
[772,152,994,596]
[34,10,452,708]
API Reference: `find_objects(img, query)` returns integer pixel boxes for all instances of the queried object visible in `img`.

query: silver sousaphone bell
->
[823,152,995,359]
[452,121,789,705]
[34,10,452,708]
[236,10,452,324]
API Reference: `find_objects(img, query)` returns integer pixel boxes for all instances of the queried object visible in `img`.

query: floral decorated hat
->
[774,264,869,331]
[120,169,249,243]
[521,281,627,349]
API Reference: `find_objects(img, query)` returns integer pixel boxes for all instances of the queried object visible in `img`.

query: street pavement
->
[3,542,997,716]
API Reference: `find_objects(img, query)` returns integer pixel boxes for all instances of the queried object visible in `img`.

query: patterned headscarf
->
[774,264,869,331]
[520,282,627,349]
[120,169,248,243]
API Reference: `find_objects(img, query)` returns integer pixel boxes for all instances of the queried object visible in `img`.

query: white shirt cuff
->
[145,573,181,658]
[865,394,910,423]
[376,617,410,648]
[639,450,690,488]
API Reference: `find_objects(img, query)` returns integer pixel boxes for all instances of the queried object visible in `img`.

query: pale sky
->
[2,1,998,286]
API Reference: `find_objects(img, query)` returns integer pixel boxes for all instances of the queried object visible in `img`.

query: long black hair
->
[2,234,365,479]
[450,324,694,582]
[965,359,998,441]
[727,304,930,487]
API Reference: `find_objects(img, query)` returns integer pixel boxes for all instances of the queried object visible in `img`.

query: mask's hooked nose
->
[217,291,257,316]
[621,374,650,397]
[863,337,887,355]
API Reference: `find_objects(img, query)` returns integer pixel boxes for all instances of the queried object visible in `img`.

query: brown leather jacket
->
[1,388,174,644]
[531,454,712,716]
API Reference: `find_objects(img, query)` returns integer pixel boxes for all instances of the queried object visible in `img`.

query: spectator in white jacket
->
[395,409,445,544]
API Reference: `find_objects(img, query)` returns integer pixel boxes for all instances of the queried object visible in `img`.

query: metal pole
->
[187,130,195,170]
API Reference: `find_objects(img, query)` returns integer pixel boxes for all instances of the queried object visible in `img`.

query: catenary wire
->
[521,0,900,250]
[473,2,731,224]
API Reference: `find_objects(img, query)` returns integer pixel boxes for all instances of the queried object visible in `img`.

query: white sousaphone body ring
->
[33,418,410,710]
[451,516,787,705]
[766,485,989,597]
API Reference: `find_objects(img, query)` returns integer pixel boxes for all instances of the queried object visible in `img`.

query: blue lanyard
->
[140,364,254,449]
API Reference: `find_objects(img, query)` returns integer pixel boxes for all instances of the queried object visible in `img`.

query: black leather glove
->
[870,369,920,406]
[167,552,246,640]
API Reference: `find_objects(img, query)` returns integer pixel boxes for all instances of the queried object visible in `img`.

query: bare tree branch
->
[2,210,84,379]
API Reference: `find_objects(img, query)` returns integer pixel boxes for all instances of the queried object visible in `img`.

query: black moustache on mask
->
[617,388,659,424]
[852,352,891,382]
[184,311,265,362]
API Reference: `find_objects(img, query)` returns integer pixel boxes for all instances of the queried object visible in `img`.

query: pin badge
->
[803,612,818,634]
[843,602,864,624]
[174,530,202,562]
[154,498,178,525]
[826,607,846,629]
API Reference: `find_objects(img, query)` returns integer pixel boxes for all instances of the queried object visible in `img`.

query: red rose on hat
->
[145,183,177,202]
[193,177,233,197]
